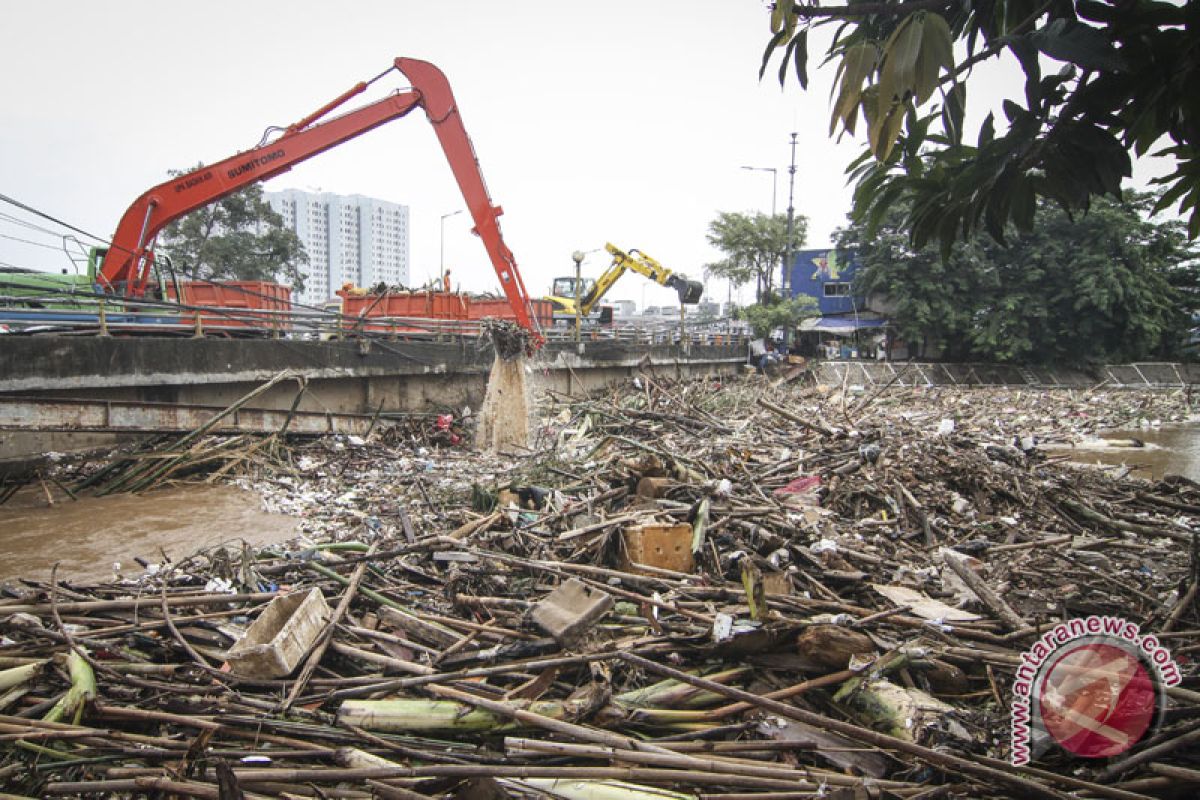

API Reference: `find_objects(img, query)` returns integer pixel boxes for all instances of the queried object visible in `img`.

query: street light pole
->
[571,250,585,346]
[439,210,463,276]
[782,132,799,350]
[740,165,778,217]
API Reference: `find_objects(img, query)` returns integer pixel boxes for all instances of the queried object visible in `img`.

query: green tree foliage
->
[840,192,1199,363]
[705,211,808,301]
[761,1,1200,254]
[160,169,307,291]
[739,294,819,339]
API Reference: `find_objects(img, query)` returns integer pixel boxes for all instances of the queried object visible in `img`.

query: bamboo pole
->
[96,370,299,495]
[0,591,278,616]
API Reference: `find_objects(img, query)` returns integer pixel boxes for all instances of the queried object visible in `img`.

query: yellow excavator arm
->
[571,243,703,316]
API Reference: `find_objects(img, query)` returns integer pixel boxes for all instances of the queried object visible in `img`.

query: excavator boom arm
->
[400,60,539,338]
[101,88,421,295]
[576,249,628,315]
[100,58,542,342]
[576,242,702,314]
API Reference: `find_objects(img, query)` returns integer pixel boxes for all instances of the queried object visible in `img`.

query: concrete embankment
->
[0,336,745,461]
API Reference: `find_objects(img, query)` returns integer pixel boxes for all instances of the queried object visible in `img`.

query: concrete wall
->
[0,336,744,462]
[0,337,742,397]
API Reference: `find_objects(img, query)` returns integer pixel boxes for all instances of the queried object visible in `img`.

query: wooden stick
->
[1097,725,1200,782]
[329,640,434,676]
[1147,763,1200,783]
[323,649,647,702]
[43,776,274,799]
[704,668,859,719]
[0,592,279,616]
[227,765,827,789]
[940,547,1028,631]
[1060,497,1191,543]
[503,738,913,789]
[758,397,836,437]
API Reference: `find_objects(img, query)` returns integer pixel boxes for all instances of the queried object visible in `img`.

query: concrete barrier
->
[0,336,746,461]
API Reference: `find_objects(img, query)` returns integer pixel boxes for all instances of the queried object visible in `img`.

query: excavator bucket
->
[671,277,704,305]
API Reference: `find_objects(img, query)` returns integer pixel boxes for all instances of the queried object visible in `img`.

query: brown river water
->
[1050,422,1200,482]
[0,484,298,583]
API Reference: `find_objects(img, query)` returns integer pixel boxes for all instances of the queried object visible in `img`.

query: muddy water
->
[1051,422,1200,481]
[0,484,298,583]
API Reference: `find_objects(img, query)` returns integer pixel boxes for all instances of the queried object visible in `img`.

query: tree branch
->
[786,0,952,19]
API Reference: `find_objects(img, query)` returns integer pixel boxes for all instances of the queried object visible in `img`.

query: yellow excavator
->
[546,242,704,325]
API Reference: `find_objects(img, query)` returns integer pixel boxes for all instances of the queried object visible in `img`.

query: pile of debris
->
[1,376,1197,799]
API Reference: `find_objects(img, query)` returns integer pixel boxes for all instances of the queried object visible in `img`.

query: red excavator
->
[99,57,543,346]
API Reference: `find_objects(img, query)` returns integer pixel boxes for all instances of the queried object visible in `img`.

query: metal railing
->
[0,295,751,350]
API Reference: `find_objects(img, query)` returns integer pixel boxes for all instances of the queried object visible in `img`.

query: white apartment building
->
[265,190,410,306]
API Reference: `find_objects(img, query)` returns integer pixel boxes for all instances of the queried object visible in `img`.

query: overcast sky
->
[0,1,1173,310]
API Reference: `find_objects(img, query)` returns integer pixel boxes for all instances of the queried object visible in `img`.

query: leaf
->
[759,29,788,80]
[923,13,955,68]
[936,211,960,260]
[1008,38,1043,112]
[770,3,786,34]
[1076,0,1120,23]
[869,102,907,161]
[830,43,879,136]
[1028,19,1129,72]
[778,31,808,88]
[984,193,1008,243]
[914,13,954,104]
[978,112,995,147]
[792,30,809,90]
[902,105,932,159]
[866,183,907,234]
[1010,175,1037,231]
[1152,175,1193,214]
[781,5,797,39]
[942,83,966,145]
[879,14,922,108]
[742,559,766,621]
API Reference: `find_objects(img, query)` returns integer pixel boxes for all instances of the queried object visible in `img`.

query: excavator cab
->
[547,276,612,326]
[551,276,595,300]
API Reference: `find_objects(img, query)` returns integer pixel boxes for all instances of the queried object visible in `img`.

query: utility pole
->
[782,132,798,350]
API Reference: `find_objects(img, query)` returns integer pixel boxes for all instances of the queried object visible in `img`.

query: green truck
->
[0,248,174,332]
